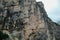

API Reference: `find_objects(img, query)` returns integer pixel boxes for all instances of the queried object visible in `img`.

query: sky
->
[36,0,60,22]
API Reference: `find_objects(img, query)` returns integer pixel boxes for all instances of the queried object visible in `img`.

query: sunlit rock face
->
[0,0,60,40]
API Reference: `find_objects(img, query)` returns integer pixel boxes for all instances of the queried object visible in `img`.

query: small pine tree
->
[0,31,9,40]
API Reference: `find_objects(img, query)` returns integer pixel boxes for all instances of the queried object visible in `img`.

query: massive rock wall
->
[0,0,60,40]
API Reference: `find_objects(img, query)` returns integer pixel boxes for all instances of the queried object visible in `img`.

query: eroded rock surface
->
[0,0,60,40]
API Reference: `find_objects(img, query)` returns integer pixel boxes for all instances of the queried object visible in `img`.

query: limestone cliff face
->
[0,0,60,40]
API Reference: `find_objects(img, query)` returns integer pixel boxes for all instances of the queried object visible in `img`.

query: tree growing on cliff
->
[0,31,9,40]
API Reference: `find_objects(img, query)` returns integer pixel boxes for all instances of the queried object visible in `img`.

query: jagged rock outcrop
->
[0,0,60,40]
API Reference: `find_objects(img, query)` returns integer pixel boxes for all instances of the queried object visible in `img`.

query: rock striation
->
[0,0,60,40]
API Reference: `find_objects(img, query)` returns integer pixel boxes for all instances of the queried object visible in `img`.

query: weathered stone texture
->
[0,0,60,40]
